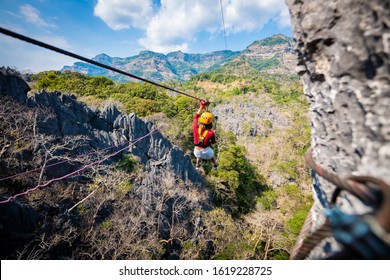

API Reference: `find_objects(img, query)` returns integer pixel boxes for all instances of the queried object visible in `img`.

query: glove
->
[199,98,209,108]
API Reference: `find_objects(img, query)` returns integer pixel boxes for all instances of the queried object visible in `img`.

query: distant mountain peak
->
[92,53,113,64]
[94,53,110,58]
[168,50,184,55]
[139,50,161,56]
[62,34,296,83]
[249,34,291,48]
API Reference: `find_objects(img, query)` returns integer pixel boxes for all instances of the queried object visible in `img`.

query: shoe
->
[213,163,218,170]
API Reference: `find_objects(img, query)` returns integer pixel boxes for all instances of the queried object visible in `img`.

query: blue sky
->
[0,0,292,73]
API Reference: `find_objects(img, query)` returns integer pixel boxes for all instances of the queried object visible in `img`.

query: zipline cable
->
[0,26,201,101]
[219,0,228,50]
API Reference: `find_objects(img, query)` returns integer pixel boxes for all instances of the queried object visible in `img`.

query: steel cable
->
[0,26,201,101]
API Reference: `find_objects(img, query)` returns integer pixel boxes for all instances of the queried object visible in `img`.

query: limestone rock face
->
[286,0,390,258]
[0,199,40,259]
[0,67,206,258]
[0,67,29,103]
[0,67,203,185]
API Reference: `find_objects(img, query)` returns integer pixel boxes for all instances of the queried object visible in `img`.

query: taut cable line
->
[219,0,228,50]
[0,26,201,101]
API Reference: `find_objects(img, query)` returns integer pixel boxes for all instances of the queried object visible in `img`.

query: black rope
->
[0,26,201,101]
[219,0,228,50]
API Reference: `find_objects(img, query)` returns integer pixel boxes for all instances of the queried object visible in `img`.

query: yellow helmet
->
[200,112,213,124]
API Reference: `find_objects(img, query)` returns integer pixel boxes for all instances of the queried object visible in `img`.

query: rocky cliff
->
[0,67,208,259]
[286,0,390,259]
[0,67,203,184]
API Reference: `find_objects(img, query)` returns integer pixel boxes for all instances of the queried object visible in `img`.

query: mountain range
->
[62,34,296,83]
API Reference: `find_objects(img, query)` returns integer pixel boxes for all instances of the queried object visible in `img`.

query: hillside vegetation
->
[62,34,295,83]
[16,59,312,259]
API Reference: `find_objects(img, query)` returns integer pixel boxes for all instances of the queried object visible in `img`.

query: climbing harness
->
[290,147,390,259]
[196,128,209,147]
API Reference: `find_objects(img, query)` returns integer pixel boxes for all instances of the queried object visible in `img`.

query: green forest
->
[22,66,313,259]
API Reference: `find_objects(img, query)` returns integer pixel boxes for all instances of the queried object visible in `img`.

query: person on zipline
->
[193,99,218,171]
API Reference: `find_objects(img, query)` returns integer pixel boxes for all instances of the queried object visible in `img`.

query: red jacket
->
[193,113,216,148]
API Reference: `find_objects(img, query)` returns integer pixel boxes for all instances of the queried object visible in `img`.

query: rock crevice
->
[286,0,390,259]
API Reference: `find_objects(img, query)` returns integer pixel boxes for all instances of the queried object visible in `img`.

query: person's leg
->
[210,157,218,170]
[204,147,217,170]
[196,157,205,170]
[194,147,202,170]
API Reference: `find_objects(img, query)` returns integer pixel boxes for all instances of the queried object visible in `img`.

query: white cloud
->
[139,0,218,53]
[94,0,154,30]
[19,4,56,28]
[277,4,292,28]
[224,0,289,33]
[94,0,290,53]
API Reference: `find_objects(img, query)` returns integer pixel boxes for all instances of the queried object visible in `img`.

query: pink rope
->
[0,142,124,182]
[0,128,159,204]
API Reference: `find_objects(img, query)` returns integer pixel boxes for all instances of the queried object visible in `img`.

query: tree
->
[214,145,266,215]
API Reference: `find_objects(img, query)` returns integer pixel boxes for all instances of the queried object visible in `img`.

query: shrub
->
[286,207,311,235]
[115,153,138,173]
[116,180,133,196]
[215,145,266,215]
[257,189,278,210]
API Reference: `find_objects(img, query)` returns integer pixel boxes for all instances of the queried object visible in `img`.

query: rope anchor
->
[291,147,390,259]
